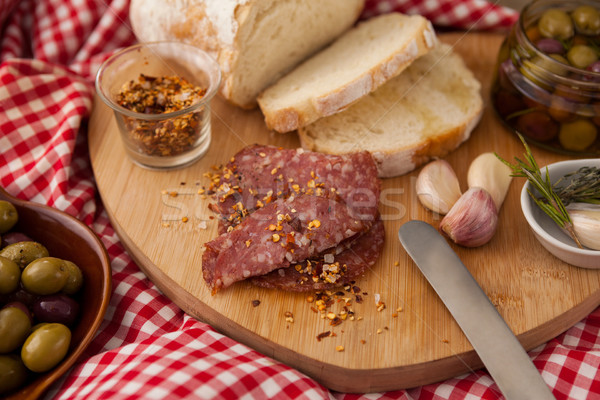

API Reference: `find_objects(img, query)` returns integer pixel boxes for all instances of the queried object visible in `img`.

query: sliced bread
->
[297,42,483,178]
[129,0,365,109]
[257,12,437,133]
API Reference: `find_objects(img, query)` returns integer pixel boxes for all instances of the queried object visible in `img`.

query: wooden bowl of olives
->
[0,187,111,399]
[492,0,600,155]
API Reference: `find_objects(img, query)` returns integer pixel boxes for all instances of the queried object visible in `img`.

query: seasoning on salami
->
[250,219,385,291]
[209,144,380,233]
[202,194,369,294]
[203,144,384,294]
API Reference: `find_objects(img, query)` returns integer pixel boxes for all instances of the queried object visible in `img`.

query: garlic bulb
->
[566,203,600,250]
[439,187,498,247]
[467,152,513,211]
[415,159,462,215]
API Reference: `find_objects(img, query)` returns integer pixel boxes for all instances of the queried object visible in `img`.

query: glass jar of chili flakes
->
[492,0,600,156]
[96,42,221,169]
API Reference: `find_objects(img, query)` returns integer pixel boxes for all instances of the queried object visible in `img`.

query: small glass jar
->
[491,0,600,156]
[96,42,221,169]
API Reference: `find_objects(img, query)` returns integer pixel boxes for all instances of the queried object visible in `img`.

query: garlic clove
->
[416,159,462,215]
[467,152,513,211]
[566,203,600,250]
[439,187,498,247]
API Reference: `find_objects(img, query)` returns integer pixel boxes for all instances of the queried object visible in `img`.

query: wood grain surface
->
[88,33,600,393]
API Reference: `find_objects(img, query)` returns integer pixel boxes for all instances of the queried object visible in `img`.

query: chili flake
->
[116,74,207,157]
[284,311,294,323]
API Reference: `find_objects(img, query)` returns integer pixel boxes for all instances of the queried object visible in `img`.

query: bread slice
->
[297,43,483,178]
[257,13,437,133]
[130,0,365,109]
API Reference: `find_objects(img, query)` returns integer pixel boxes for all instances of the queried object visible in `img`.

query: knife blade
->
[398,220,554,400]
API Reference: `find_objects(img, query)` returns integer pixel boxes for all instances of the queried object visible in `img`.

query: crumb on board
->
[284,311,294,323]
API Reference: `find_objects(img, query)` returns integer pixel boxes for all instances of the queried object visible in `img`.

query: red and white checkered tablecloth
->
[2,1,600,399]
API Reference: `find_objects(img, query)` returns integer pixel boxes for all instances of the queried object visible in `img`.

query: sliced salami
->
[202,194,369,294]
[250,219,385,292]
[210,145,380,233]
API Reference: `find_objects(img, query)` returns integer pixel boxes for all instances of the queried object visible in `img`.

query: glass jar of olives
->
[492,0,600,155]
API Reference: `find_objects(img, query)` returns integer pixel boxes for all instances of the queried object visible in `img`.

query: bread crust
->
[258,14,436,133]
[297,43,483,178]
[130,0,365,109]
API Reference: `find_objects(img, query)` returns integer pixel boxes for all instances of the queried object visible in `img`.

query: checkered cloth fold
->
[2,1,600,399]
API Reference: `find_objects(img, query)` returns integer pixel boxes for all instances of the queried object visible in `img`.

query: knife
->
[398,220,554,400]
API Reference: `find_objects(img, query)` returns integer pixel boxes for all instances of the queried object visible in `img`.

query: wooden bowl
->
[0,187,112,399]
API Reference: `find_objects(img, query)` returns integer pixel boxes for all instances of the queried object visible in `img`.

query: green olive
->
[549,53,569,65]
[21,323,71,373]
[538,9,574,40]
[572,5,600,35]
[21,257,68,295]
[549,95,577,122]
[0,355,28,395]
[530,54,569,77]
[567,44,598,69]
[520,59,553,90]
[0,241,49,268]
[61,260,83,295]
[0,306,32,353]
[0,256,20,294]
[559,118,598,151]
[0,201,18,235]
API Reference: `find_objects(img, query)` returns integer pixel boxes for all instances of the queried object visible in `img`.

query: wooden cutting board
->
[88,33,600,393]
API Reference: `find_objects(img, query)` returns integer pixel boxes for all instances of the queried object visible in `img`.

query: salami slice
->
[210,145,380,233]
[202,194,369,294]
[250,219,385,292]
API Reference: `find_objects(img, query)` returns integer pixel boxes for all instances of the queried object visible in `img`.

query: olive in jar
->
[559,119,598,151]
[567,44,598,69]
[492,1,600,155]
[515,110,560,142]
[572,5,600,35]
[538,9,574,39]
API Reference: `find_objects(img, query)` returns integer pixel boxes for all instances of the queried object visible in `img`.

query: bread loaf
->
[297,43,483,178]
[257,13,437,133]
[129,0,365,109]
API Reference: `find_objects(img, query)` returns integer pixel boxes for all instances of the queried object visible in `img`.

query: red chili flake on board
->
[316,331,332,341]
[251,300,260,307]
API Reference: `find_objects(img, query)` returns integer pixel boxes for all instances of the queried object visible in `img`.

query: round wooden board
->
[88,33,600,393]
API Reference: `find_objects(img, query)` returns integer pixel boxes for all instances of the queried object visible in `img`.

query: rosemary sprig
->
[553,167,600,206]
[495,134,583,248]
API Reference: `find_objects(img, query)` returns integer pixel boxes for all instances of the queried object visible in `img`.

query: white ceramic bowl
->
[521,158,600,269]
